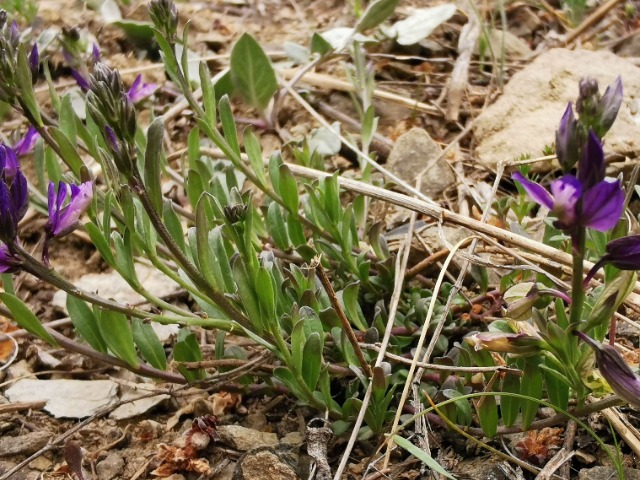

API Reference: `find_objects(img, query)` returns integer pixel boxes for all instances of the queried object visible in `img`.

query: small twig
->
[558,420,577,479]
[564,0,624,46]
[0,401,46,414]
[315,257,372,378]
[360,344,522,375]
[601,407,640,458]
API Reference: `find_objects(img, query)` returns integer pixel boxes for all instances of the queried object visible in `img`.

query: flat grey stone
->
[5,379,118,418]
[386,127,455,199]
[474,48,640,171]
[579,466,640,480]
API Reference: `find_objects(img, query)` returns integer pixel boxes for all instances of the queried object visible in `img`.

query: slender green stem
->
[570,227,586,327]
[129,176,251,329]
[12,243,233,330]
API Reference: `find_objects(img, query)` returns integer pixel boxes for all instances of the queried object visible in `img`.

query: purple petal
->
[0,145,19,180]
[549,175,582,228]
[512,172,554,210]
[11,170,28,222]
[0,243,13,273]
[556,103,578,170]
[598,235,640,271]
[581,180,625,232]
[13,127,39,156]
[71,69,90,92]
[578,130,605,190]
[127,75,158,102]
[51,181,93,237]
[92,43,101,63]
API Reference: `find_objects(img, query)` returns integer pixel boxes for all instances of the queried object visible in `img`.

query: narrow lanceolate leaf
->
[195,194,216,287]
[392,436,455,479]
[356,0,399,32]
[267,203,291,250]
[98,310,139,368]
[67,296,107,353]
[174,330,205,381]
[500,368,521,427]
[244,128,266,187]
[476,394,498,439]
[520,358,543,430]
[132,319,167,371]
[301,333,323,390]
[48,127,84,176]
[144,117,165,212]
[219,95,241,157]
[199,62,216,128]
[0,293,58,347]
[278,164,299,214]
[230,33,277,111]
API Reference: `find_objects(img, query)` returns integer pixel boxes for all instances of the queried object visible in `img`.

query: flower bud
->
[149,0,179,43]
[465,332,544,356]
[28,44,39,83]
[555,103,580,171]
[575,331,640,407]
[598,76,623,136]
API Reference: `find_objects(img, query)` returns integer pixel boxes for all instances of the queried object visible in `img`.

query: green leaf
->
[301,332,322,390]
[232,256,264,334]
[274,366,306,400]
[132,319,167,370]
[144,117,165,212]
[195,194,217,287]
[98,310,139,368]
[244,128,266,187]
[278,164,299,214]
[392,435,455,479]
[267,203,291,250]
[0,293,58,346]
[500,369,521,427]
[520,358,543,430]
[310,32,333,56]
[199,62,216,128]
[16,44,42,126]
[255,266,276,320]
[174,330,206,381]
[219,95,241,157]
[59,95,78,143]
[476,394,498,438]
[287,211,306,247]
[230,33,278,111]
[291,320,305,374]
[341,282,368,331]
[111,230,139,287]
[48,127,84,176]
[85,223,116,267]
[356,0,399,32]
[162,201,186,254]
[67,296,107,353]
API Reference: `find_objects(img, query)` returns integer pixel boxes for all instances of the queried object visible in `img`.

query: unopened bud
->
[598,76,623,136]
[555,103,580,171]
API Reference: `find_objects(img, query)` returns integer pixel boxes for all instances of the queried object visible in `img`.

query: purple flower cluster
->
[0,135,93,271]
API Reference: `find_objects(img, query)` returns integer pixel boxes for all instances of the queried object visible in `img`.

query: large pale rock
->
[475,29,532,59]
[386,128,455,198]
[474,48,640,171]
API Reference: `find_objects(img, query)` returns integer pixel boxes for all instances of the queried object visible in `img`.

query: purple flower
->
[556,103,579,171]
[513,132,624,233]
[575,331,640,407]
[0,145,28,243]
[45,181,94,239]
[12,127,39,156]
[126,75,158,103]
[585,235,640,285]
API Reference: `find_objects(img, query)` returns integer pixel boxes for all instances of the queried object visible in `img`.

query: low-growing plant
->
[1,1,639,478]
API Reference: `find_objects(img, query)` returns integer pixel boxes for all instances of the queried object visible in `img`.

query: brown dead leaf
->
[514,428,564,466]
[211,391,242,416]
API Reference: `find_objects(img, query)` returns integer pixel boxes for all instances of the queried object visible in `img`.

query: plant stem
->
[129,176,251,330]
[570,227,586,327]
[12,243,234,330]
